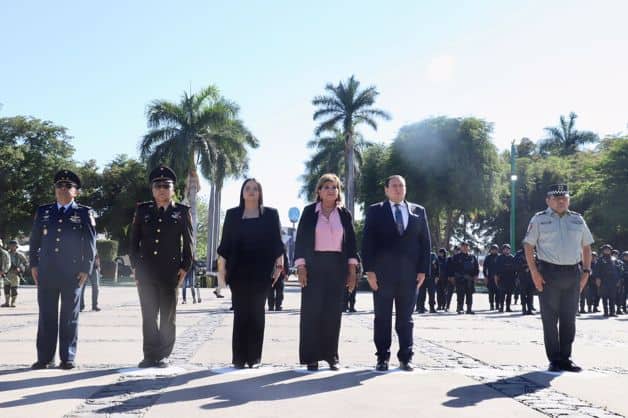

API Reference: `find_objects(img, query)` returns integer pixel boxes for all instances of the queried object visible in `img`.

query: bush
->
[96,240,119,263]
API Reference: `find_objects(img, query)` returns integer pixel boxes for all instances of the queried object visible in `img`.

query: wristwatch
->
[582,268,591,274]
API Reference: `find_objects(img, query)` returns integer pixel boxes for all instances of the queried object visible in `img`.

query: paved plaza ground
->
[1,282,627,417]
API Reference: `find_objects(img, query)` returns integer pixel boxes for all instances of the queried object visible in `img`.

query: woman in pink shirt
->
[294,173,358,371]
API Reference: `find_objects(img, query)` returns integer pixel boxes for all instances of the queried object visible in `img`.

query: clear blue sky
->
[2,0,627,224]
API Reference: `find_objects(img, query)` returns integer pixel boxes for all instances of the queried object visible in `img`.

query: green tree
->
[96,155,152,253]
[312,75,390,216]
[388,117,502,248]
[539,112,599,156]
[0,116,74,239]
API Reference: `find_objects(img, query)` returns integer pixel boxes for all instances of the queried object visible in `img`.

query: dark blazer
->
[361,200,431,277]
[294,203,358,265]
[29,201,97,286]
[217,206,284,281]
[129,200,193,284]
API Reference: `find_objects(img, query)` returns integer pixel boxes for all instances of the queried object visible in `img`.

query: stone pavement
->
[1,283,627,418]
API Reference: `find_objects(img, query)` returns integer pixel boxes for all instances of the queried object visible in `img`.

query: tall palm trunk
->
[344,130,356,216]
[185,169,201,257]
[206,182,217,270]
[213,178,224,265]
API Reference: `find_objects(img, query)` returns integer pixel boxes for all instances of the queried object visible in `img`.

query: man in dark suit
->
[362,175,431,371]
[130,165,193,368]
[29,169,97,370]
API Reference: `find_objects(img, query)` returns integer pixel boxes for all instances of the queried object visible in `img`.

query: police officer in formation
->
[435,248,450,311]
[523,184,594,372]
[450,241,479,314]
[2,240,29,308]
[592,244,621,317]
[29,170,97,370]
[514,247,535,315]
[445,245,460,311]
[483,244,500,311]
[495,244,517,312]
[416,251,438,313]
[587,251,601,312]
[129,165,193,368]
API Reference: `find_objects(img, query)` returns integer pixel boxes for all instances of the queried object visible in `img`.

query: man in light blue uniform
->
[29,170,96,370]
[523,184,593,373]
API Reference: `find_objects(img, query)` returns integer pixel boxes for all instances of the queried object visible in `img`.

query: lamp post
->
[510,140,517,250]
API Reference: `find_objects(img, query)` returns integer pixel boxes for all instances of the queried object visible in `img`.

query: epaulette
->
[38,203,56,211]
[77,203,92,210]
[175,202,190,209]
[567,210,582,216]
[534,210,546,216]
[136,201,153,208]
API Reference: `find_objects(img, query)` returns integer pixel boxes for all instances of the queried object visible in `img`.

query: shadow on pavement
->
[443,371,559,408]
[97,369,379,413]
[0,368,120,393]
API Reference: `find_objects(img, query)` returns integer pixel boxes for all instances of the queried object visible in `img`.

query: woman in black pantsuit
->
[217,178,284,368]
[295,173,358,371]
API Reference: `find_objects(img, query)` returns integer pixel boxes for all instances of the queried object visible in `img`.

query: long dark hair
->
[238,178,264,212]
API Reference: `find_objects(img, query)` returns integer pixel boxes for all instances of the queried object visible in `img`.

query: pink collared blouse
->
[294,202,358,267]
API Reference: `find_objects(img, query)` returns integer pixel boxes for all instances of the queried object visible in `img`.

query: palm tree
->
[300,129,370,199]
[205,118,258,270]
[140,85,236,248]
[540,112,599,156]
[312,75,390,215]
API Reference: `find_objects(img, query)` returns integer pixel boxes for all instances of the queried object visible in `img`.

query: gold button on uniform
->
[58,219,63,223]
[156,229,160,233]
[57,228,61,232]
[158,219,162,223]
[56,238,60,242]
[154,251,158,255]
[54,248,59,252]
[155,239,159,243]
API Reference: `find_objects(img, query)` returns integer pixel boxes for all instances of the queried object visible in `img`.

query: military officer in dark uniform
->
[587,251,600,312]
[495,244,517,312]
[593,244,621,317]
[445,246,460,311]
[514,247,535,315]
[451,241,479,314]
[483,244,500,311]
[29,170,97,370]
[523,184,594,372]
[435,248,449,310]
[417,252,438,313]
[620,251,628,315]
[130,166,193,368]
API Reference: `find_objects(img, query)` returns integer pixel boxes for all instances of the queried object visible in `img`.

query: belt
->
[538,260,578,271]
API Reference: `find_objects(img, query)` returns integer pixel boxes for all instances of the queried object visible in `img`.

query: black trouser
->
[498,278,516,310]
[455,276,474,311]
[268,277,285,310]
[300,252,346,364]
[538,263,580,363]
[445,280,455,309]
[137,280,177,361]
[519,278,535,313]
[586,283,599,309]
[616,283,625,312]
[435,276,448,309]
[344,286,356,311]
[417,275,436,311]
[232,281,269,366]
[600,284,617,315]
[486,276,497,308]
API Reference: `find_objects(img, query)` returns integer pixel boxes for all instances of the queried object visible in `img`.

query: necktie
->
[58,206,65,216]
[159,207,165,215]
[394,204,404,235]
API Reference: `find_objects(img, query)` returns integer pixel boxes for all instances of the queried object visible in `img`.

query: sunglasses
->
[153,182,173,190]
[55,182,76,189]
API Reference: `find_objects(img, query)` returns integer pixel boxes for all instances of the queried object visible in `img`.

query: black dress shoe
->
[466,310,475,315]
[399,361,414,371]
[92,306,101,312]
[138,358,155,368]
[276,306,283,311]
[547,361,562,372]
[561,360,582,372]
[59,361,75,370]
[233,362,246,369]
[429,307,437,313]
[327,361,340,371]
[306,362,318,371]
[375,360,388,371]
[31,360,55,370]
